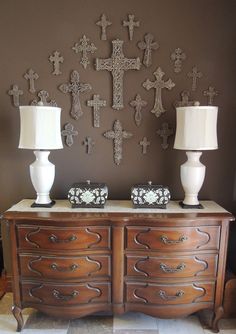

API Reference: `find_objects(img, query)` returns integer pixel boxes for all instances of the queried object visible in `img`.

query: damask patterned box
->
[68,180,108,208]
[131,181,171,209]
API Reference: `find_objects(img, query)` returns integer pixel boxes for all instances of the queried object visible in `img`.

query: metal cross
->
[203,86,218,105]
[59,70,92,120]
[174,90,194,108]
[83,136,95,154]
[31,90,57,106]
[139,137,150,154]
[188,66,202,91]
[8,84,23,107]
[96,39,141,110]
[72,35,97,69]
[137,33,159,68]
[61,123,78,147]
[123,14,140,41]
[87,94,106,128]
[104,120,133,165]
[129,94,147,127]
[49,51,64,75]
[170,48,186,73]
[143,67,175,118]
[156,122,174,150]
[24,68,39,93]
[96,13,112,40]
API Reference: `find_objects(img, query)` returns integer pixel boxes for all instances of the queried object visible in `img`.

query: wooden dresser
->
[3,200,234,332]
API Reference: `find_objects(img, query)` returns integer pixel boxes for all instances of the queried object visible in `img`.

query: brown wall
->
[1,0,236,272]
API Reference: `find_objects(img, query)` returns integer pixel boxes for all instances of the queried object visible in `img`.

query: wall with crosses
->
[1,0,236,215]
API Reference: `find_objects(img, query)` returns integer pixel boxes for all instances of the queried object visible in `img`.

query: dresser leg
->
[12,305,24,332]
[212,306,224,333]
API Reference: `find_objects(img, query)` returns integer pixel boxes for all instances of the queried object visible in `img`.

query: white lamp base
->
[180,151,205,208]
[30,150,56,207]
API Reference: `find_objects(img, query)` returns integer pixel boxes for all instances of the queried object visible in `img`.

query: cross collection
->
[7,13,218,165]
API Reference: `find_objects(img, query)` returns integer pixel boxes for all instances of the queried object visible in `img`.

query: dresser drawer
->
[17,225,110,250]
[126,254,218,278]
[126,226,220,251]
[19,254,111,279]
[126,281,215,305]
[21,282,111,306]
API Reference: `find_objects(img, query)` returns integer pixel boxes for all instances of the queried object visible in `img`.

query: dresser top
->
[5,199,230,213]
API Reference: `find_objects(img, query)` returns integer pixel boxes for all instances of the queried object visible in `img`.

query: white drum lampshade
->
[19,105,63,207]
[174,105,218,208]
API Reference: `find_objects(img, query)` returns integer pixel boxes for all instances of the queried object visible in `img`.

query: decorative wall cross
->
[96,14,112,40]
[72,35,97,69]
[59,70,92,120]
[138,33,159,68]
[203,86,218,105]
[122,14,140,41]
[104,120,133,165]
[174,90,194,107]
[170,48,186,73]
[188,66,202,91]
[143,67,175,118]
[129,94,147,126]
[8,84,23,107]
[49,51,64,75]
[83,136,95,154]
[95,39,141,110]
[24,68,39,93]
[31,90,57,106]
[61,123,78,147]
[139,137,150,154]
[156,122,174,150]
[87,94,106,128]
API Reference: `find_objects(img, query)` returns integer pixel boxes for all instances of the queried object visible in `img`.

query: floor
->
[0,294,236,334]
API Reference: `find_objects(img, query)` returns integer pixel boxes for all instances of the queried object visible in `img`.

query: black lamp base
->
[31,200,56,208]
[179,201,203,209]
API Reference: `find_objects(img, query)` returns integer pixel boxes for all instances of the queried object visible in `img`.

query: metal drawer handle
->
[49,234,77,243]
[50,263,79,272]
[52,289,79,301]
[159,289,184,301]
[160,235,188,245]
[160,262,186,273]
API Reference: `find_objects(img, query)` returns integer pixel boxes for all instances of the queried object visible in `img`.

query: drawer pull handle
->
[160,262,186,273]
[50,263,79,272]
[52,289,79,301]
[160,235,188,245]
[49,234,77,243]
[159,289,184,301]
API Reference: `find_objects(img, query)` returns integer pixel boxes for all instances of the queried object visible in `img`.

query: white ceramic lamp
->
[19,105,63,207]
[174,104,218,208]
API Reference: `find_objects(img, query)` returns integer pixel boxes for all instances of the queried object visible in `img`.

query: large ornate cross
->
[123,14,140,41]
[96,14,112,40]
[143,67,175,118]
[59,70,91,120]
[87,94,106,128]
[8,84,23,107]
[156,122,173,150]
[95,39,141,110]
[49,51,64,75]
[104,120,133,165]
[61,123,78,147]
[129,94,147,126]
[138,33,159,68]
[72,35,97,69]
[170,48,186,73]
[188,66,202,91]
[203,86,218,105]
[24,68,39,93]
